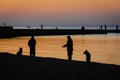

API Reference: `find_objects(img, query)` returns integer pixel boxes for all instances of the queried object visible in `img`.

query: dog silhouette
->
[83,49,91,63]
[16,47,23,56]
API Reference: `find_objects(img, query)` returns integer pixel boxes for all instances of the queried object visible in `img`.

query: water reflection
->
[0,34,120,65]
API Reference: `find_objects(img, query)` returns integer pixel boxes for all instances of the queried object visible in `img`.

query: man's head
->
[67,35,71,39]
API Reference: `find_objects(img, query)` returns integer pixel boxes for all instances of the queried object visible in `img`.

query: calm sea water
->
[0,33,120,65]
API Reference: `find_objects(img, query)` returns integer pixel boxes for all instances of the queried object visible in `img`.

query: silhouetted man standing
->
[62,35,73,61]
[28,35,36,57]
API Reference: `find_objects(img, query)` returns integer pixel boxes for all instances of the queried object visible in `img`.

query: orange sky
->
[0,0,120,25]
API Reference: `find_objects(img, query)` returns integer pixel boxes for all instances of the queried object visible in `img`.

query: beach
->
[0,52,120,80]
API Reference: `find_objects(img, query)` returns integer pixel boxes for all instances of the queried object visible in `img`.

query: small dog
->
[83,49,91,63]
[16,47,23,56]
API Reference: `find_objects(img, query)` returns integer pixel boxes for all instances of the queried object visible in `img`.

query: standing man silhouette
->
[62,35,73,61]
[28,35,36,57]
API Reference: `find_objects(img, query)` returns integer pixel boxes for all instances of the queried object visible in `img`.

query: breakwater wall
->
[0,26,120,38]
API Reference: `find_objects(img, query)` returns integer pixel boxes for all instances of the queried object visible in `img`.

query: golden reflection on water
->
[0,34,120,65]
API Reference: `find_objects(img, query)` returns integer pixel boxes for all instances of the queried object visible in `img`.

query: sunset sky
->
[0,0,120,25]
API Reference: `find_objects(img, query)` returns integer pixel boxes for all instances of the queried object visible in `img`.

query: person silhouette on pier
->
[41,24,43,30]
[83,49,91,63]
[62,35,73,61]
[116,25,119,31]
[28,35,36,57]
[104,24,107,31]
[100,25,103,30]
[81,26,85,30]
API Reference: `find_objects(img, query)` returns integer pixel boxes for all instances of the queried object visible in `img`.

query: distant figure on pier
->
[100,25,103,30]
[116,25,119,31]
[104,24,107,31]
[41,24,43,30]
[28,35,36,57]
[56,27,58,30]
[81,26,85,30]
[62,35,73,61]
[16,47,23,56]
[83,49,91,63]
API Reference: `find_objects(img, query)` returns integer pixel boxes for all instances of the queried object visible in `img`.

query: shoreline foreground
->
[0,52,120,80]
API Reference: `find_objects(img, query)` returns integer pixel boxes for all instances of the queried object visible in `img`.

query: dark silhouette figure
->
[56,27,58,30]
[116,25,119,31]
[81,26,85,30]
[83,49,91,63]
[28,35,36,57]
[16,47,23,56]
[41,24,43,30]
[100,25,102,30]
[62,35,73,61]
[104,24,107,31]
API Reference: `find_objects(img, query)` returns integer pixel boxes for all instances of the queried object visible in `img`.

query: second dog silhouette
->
[16,47,23,56]
[83,49,91,63]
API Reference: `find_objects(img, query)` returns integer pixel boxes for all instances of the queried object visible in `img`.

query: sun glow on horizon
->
[0,0,120,25]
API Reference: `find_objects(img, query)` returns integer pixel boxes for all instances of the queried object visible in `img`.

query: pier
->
[0,26,120,38]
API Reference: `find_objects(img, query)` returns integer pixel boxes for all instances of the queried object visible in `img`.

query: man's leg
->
[33,48,35,57]
[68,54,72,61]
